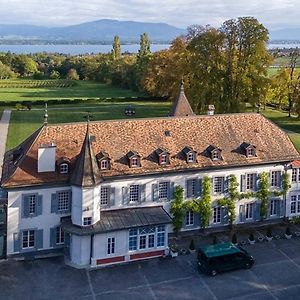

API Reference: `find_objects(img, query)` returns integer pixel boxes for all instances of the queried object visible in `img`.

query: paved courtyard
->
[1,237,300,300]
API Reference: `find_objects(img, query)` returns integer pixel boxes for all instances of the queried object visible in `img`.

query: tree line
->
[0,17,299,115]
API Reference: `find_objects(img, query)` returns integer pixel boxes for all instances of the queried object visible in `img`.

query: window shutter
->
[186,179,193,198]
[169,182,174,200]
[221,207,228,224]
[140,184,146,202]
[64,233,70,247]
[36,229,43,249]
[51,193,58,213]
[194,213,200,227]
[50,227,56,247]
[254,202,261,221]
[67,190,72,213]
[279,199,284,217]
[223,177,229,194]
[122,186,129,205]
[240,175,246,192]
[254,174,258,191]
[277,199,281,216]
[239,205,245,223]
[267,200,271,219]
[109,187,115,207]
[37,195,43,216]
[22,195,30,218]
[13,232,20,252]
[152,184,158,202]
[196,178,202,197]
[211,178,214,195]
[278,172,282,188]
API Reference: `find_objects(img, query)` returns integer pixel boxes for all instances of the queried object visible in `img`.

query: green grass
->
[0,79,145,102]
[6,101,171,150]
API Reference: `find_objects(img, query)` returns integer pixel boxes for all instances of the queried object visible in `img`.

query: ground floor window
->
[107,237,115,255]
[185,210,194,226]
[270,199,277,216]
[291,195,300,214]
[128,225,165,251]
[213,207,221,224]
[22,230,35,249]
[56,226,64,245]
[245,203,254,220]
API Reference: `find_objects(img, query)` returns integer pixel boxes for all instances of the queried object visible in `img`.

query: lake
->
[0,43,298,55]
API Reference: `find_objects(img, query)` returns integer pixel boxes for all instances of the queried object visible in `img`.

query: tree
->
[138,33,151,58]
[12,55,38,76]
[287,49,299,116]
[49,70,60,79]
[0,61,15,79]
[67,68,79,80]
[112,36,121,60]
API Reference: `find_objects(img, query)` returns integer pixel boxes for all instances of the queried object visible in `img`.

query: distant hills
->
[269,28,300,42]
[0,19,185,43]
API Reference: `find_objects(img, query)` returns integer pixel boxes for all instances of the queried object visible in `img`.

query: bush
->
[286,227,292,236]
[189,239,195,251]
[15,103,24,110]
[232,233,237,244]
[249,233,255,241]
[266,227,272,238]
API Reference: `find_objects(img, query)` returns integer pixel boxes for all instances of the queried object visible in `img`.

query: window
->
[291,195,300,214]
[58,191,70,211]
[107,237,115,255]
[185,210,194,226]
[246,174,256,190]
[129,185,140,202]
[270,199,277,216]
[212,151,220,160]
[158,182,169,200]
[271,171,281,188]
[247,148,255,157]
[131,157,138,167]
[60,163,68,174]
[22,230,35,249]
[56,226,64,244]
[157,226,165,247]
[129,229,138,251]
[29,195,36,215]
[160,154,168,164]
[213,177,224,194]
[100,187,109,206]
[189,179,196,197]
[187,152,194,163]
[100,160,108,170]
[83,217,92,226]
[213,207,221,224]
[139,235,147,249]
[292,168,298,183]
[245,203,254,219]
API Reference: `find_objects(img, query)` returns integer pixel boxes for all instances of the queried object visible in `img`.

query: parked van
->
[197,242,254,276]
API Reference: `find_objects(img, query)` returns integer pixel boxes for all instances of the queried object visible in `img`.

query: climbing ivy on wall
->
[256,172,270,219]
[170,186,185,236]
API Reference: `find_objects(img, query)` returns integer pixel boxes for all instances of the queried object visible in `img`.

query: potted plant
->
[231,233,238,245]
[189,239,196,254]
[285,227,292,239]
[248,233,255,245]
[169,243,178,257]
[266,228,273,242]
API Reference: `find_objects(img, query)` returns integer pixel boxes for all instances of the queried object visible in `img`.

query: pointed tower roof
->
[70,123,102,187]
[170,81,195,117]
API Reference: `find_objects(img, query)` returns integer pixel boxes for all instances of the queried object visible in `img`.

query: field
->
[0,79,145,102]
[6,102,171,150]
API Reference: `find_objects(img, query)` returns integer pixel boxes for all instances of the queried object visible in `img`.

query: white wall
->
[7,185,71,255]
[70,234,90,266]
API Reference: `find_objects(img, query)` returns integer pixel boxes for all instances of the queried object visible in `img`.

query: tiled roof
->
[61,206,172,235]
[170,83,195,117]
[1,113,300,188]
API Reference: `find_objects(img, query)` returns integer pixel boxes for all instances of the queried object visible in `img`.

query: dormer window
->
[100,160,109,170]
[96,151,111,170]
[60,163,69,174]
[187,153,194,163]
[240,142,256,158]
[127,151,141,168]
[207,145,222,161]
[182,146,196,163]
[155,148,170,165]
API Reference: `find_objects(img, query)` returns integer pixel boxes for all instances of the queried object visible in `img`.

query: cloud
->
[0,0,298,30]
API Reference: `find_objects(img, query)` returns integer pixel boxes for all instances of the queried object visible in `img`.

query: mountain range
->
[0,19,185,43]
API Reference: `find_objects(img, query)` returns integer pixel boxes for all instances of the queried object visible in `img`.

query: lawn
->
[6,101,171,150]
[0,79,145,102]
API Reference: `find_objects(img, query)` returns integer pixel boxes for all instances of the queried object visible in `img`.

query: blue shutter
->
[254,174,258,191]
[140,184,146,202]
[267,199,271,219]
[186,179,193,198]
[221,207,228,224]
[50,227,56,247]
[152,184,158,202]
[254,202,261,221]
[122,186,129,205]
[51,193,58,213]
[211,178,215,195]
[36,229,43,249]
[169,182,174,200]
[194,213,200,227]
[278,172,282,188]
[223,177,229,194]
[240,175,246,192]
[196,178,202,198]
[64,233,70,247]
[37,195,43,216]
[109,187,115,206]
[67,190,72,213]
[276,199,281,217]
[279,199,284,217]
[13,232,20,252]
[239,205,245,222]
[22,194,30,218]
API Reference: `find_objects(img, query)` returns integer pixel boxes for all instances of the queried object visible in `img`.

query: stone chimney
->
[38,143,56,172]
[207,105,215,116]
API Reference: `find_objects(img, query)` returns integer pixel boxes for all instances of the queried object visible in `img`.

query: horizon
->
[0,0,298,30]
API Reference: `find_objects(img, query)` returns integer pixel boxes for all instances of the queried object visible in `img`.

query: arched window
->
[60,163,69,174]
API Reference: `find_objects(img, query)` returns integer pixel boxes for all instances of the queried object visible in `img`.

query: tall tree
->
[111,36,121,60]
[288,49,299,116]
[138,33,151,58]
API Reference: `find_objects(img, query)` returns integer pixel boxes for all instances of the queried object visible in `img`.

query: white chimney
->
[207,105,215,116]
[38,143,56,172]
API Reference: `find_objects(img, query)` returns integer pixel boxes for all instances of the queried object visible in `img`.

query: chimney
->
[207,105,215,116]
[38,143,56,172]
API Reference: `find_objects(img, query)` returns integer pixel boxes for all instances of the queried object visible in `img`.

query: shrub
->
[232,233,237,244]
[249,233,255,241]
[189,239,195,251]
[266,227,272,238]
[286,227,292,236]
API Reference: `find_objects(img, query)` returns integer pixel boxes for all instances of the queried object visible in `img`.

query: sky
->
[0,0,298,30]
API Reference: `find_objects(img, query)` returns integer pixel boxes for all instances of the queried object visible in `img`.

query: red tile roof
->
[1,113,300,188]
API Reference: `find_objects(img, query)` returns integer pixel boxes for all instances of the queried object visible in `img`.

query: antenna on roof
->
[44,102,48,125]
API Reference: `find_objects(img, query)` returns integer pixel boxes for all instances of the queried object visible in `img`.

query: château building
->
[1,84,300,267]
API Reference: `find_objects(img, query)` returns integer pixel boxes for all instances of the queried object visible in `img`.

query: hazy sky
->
[0,0,297,29]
